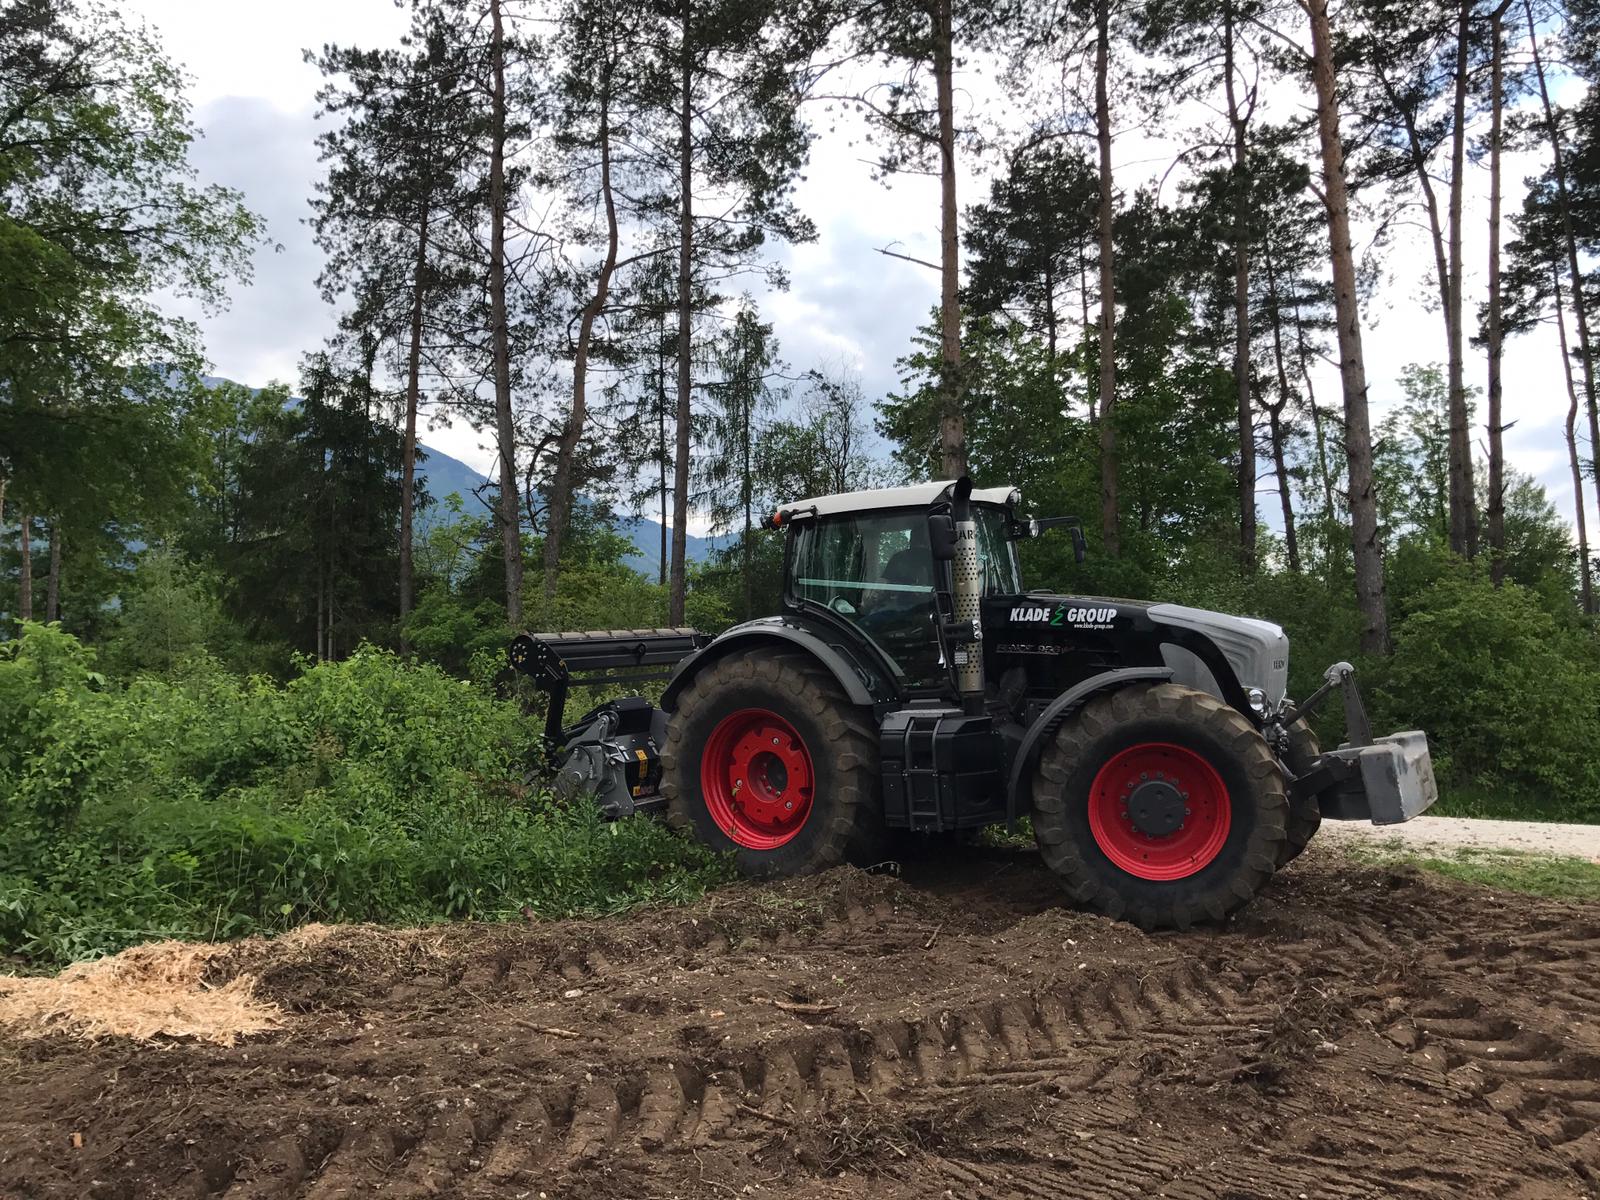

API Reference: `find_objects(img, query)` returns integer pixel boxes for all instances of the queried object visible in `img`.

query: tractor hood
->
[992,595,1290,708]
[1147,602,1290,706]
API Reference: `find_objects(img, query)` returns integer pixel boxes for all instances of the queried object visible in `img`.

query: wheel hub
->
[701,709,815,850]
[1086,742,1232,881]
[1126,776,1186,837]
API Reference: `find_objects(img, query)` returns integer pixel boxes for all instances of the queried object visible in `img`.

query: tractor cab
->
[775,483,1023,693]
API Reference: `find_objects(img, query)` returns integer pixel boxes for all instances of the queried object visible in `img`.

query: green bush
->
[1375,577,1600,820]
[0,624,733,964]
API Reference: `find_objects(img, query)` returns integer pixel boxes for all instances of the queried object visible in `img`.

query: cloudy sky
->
[130,0,1587,534]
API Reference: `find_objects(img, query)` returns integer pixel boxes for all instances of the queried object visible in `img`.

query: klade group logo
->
[1009,604,1118,629]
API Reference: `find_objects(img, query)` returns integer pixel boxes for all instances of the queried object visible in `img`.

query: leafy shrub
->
[98,548,231,677]
[1375,577,1600,820]
[0,624,732,964]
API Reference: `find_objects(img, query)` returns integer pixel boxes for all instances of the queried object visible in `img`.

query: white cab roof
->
[788,481,1018,517]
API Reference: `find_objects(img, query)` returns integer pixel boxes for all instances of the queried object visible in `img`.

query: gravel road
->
[1318,813,1600,860]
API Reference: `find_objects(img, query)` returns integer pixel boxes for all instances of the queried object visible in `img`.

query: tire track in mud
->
[196,959,1284,1198]
[1387,990,1600,1185]
[346,894,940,1010]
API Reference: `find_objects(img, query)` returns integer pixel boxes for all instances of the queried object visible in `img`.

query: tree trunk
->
[17,512,32,623]
[544,72,619,600]
[1223,0,1255,570]
[326,468,338,660]
[1263,251,1301,573]
[1527,0,1600,540]
[659,343,669,589]
[1307,0,1389,653]
[399,207,430,651]
[45,519,60,621]
[1486,5,1508,584]
[1446,0,1476,558]
[1266,400,1300,573]
[934,0,966,478]
[1043,256,1057,363]
[670,1,693,626]
[742,403,753,621]
[321,563,331,668]
[1081,236,1094,371]
[1095,0,1119,555]
[1555,270,1596,614]
[489,0,523,629]
[1078,235,1092,418]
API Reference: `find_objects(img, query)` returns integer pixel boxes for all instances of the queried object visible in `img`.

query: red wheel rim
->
[701,708,816,850]
[1087,742,1231,881]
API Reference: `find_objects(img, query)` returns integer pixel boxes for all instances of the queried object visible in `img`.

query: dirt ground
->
[5,841,1600,1200]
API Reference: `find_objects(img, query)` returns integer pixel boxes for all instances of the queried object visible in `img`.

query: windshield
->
[790,505,1020,605]
[973,505,1022,595]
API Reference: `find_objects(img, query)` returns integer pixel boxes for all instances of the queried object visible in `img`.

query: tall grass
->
[0,624,732,965]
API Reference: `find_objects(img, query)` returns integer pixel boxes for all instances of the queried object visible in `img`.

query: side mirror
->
[1025,515,1090,563]
[929,513,957,560]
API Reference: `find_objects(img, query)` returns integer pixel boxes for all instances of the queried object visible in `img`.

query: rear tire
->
[1031,683,1287,930]
[1276,719,1322,868]
[663,651,883,875]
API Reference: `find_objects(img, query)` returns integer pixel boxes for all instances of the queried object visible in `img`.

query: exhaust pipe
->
[948,477,986,714]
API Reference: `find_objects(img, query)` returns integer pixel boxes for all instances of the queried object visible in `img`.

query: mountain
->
[203,379,720,576]
[612,513,721,580]
[413,444,720,576]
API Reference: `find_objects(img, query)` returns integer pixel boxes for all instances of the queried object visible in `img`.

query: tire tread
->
[1030,683,1288,929]
[662,651,882,873]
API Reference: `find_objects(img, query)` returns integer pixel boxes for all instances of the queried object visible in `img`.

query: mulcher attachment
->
[507,628,709,816]
[509,627,709,749]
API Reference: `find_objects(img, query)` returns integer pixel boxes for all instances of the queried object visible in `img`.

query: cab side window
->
[791,513,944,687]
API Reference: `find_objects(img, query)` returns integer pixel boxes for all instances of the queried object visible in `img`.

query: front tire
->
[1276,719,1322,868]
[1031,683,1287,929]
[662,651,883,875]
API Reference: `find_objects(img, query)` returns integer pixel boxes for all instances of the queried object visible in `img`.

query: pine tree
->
[697,302,783,619]
[1138,0,1293,570]
[830,0,1022,482]
[1305,0,1390,652]
[964,143,1100,373]
[308,3,482,650]
[661,0,818,621]
[1343,0,1486,559]
[225,354,408,658]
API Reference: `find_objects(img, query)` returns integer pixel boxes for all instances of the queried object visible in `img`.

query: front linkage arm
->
[1284,661,1438,826]
[1291,661,1373,747]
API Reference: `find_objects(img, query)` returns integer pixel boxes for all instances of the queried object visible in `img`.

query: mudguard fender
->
[1006,667,1175,825]
[660,621,880,712]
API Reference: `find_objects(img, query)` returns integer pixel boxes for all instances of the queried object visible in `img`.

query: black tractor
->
[509,479,1436,929]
